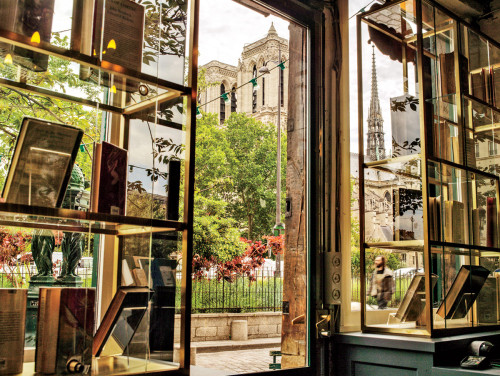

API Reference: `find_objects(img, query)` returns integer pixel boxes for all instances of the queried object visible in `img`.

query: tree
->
[195,112,286,240]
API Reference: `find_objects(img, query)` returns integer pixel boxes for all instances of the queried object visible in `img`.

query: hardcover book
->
[35,288,95,375]
[2,117,83,208]
[91,142,128,216]
[486,197,497,248]
[0,289,27,375]
[93,287,152,357]
[395,273,438,323]
[476,277,497,324]
[436,265,490,320]
[439,52,469,102]
[444,200,466,244]
[85,0,144,92]
[393,188,423,241]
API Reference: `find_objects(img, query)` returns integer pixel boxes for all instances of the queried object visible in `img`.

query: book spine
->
[0,289,27,374]
[91,143,102,212]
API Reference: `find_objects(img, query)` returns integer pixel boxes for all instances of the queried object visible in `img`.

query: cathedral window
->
[252,66,257,113]
[220,83,226,124]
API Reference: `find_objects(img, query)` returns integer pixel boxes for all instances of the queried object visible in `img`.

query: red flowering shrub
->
[0,227,33,287]
[192,237,271,282]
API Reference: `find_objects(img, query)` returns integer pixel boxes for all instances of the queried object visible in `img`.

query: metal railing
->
[0,265,94,288]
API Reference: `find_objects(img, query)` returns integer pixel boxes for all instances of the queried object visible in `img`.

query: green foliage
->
[195,112,286,240]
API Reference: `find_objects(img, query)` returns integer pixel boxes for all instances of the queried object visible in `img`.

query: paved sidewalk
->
[191,337,281,353]
[195,347,281,375]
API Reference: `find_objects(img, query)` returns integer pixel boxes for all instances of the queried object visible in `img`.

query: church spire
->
[366,45,386,161]
[268,22,278,37]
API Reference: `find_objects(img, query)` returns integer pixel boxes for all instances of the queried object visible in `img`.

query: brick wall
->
[174,312,282,342]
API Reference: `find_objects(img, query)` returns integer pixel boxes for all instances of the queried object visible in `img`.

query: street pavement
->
[196,347,281,374]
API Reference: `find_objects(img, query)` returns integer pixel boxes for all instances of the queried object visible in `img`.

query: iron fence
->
[191,268,283,313]
[0,265,94,288]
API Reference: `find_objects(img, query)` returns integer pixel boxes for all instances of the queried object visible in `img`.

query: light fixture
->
[79,145,85,152]
[4,54,12,64]
[278,61,285,70]
[31,31,40,43]
[221,92,230,103]
[258,66,270,75]
[250,78,259,91]
[196,107,202,119]
[107,39,116,49]
[139,84,148,96]
[110,85,117,93]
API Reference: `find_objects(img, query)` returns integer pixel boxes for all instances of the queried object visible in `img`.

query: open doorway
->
[191,0,309,373]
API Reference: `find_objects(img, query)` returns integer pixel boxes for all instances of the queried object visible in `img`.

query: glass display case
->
[358,0,500,336]
[0,0,198,374]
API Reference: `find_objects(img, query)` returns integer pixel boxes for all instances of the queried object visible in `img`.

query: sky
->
[198,0,404,155]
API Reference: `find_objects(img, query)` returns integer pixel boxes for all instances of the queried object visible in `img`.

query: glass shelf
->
[20,356,178,375]
[364,154,422,180]
[0,203,185,236]
[0,28,190,97]
[365,240,424,251]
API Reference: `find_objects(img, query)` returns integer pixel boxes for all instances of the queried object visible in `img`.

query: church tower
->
[366,45,386,161]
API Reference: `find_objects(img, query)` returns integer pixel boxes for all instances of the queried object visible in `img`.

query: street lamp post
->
[259,45,285,274]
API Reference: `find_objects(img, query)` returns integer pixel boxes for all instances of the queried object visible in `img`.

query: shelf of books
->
[358,0,500,337]
[0,0,198,374]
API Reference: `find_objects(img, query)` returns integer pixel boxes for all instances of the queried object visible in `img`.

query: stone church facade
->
[198,24,288,126]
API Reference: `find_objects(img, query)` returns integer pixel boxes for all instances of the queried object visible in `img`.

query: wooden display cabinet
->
[0,0,199,373]
[358,0,500,336]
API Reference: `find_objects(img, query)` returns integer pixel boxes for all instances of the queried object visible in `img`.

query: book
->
[0,0,55,72]
[395,273,438,323]
[35,288,95,374]
[166,160,181,221]
[429,196,442,242]
[132,268,148,287]
[432,119,451,161]
[0,289,27,375]
[85,0,145,92]
[476,277,497,324]
[471,70,486,102]
[486,197,497,248]
[472,207,486,246]
[121,259,135,287]
[440,52,469,102]
[2,117,83,208]
[444,200,465,244]
[390,93,420,158]
[393,188,423,241]
[436,265,490,320]
[151,258,176,288]
[493,67,500,108]
[93,287,152,357]
[91,142,128,216]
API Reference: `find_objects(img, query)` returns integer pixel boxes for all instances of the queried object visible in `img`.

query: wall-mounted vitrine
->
[358,0,500,336]
[0,0,198,374]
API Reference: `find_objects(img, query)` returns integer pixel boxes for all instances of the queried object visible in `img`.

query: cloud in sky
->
[199,0,289,66]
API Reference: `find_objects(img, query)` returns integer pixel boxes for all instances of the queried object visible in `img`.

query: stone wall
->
[174,312,282,342]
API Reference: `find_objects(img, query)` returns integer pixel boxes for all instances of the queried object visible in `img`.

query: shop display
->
[35,288,95,374]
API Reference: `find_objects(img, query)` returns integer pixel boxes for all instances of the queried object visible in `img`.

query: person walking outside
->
[368,255,395,309]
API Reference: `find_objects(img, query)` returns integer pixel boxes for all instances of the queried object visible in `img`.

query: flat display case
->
[358,0,500,336]
[0,0,198,374]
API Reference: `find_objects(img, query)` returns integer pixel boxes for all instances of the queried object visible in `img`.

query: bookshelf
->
[358,0,500,336]
[0,0,198,374]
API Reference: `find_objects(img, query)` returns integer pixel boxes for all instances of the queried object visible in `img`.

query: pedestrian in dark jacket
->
[368,255,395,309]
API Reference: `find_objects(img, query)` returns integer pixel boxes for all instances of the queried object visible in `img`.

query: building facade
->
[198,24,289,126]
